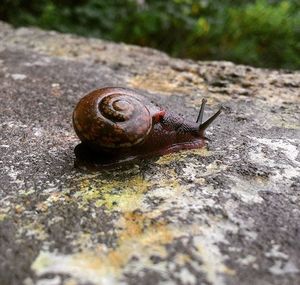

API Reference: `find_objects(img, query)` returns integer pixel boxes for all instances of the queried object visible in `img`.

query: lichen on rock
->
[0,21,299,285]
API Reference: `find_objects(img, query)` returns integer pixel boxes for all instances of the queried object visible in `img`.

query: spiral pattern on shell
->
[73,88,152,150]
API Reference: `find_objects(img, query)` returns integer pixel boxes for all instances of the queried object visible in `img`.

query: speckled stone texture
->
[0,21,299,285]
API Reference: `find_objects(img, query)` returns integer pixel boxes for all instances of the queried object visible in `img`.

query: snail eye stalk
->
[196,98,207,124]
[199,107,223,132]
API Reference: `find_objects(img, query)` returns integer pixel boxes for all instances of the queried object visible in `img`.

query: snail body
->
[73,87,222,167]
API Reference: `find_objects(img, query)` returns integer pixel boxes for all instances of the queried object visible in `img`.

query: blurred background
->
[1,0,299,70]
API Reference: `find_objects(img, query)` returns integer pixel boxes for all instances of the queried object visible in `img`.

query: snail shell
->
[73,87,163,151]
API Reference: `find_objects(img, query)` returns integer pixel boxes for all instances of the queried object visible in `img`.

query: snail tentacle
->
[196,98,207,124]
[198,107,222,132]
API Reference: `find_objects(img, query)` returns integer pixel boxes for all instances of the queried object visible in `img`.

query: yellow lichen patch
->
[36,192,70,212]
[128,68,205,96]
[220,265,236,276]
[32,250,122,283]
[174,252,193,266]
[75,175,149,212]
[32,212,234,285]
[0,206,10,221]
[32,211,178,284]
[156,148,212,165]
[74,178,101,206]
[31,152,233,284]
[31,174,183,282]
[112,219,173,269]
[14,204,25,214]
[18,222,48,241]
[163,169,181,188]
[19,188,35,196]
[0,213,7,222]
[118,211,174,247]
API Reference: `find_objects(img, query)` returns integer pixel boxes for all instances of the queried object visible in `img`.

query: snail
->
[73,87,222,167]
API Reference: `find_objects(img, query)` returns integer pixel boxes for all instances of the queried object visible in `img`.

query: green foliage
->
[1,0,299,69]
[224,0,300,68]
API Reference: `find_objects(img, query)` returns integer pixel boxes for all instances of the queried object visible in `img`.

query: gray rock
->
[0,21,299,285]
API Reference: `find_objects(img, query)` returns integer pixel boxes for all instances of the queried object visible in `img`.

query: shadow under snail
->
[73,87,222,168]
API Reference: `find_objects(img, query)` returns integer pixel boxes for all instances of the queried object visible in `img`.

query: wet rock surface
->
[0,22,299,285]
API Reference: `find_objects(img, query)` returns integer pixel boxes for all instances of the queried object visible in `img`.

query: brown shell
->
[73,87,154,150]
